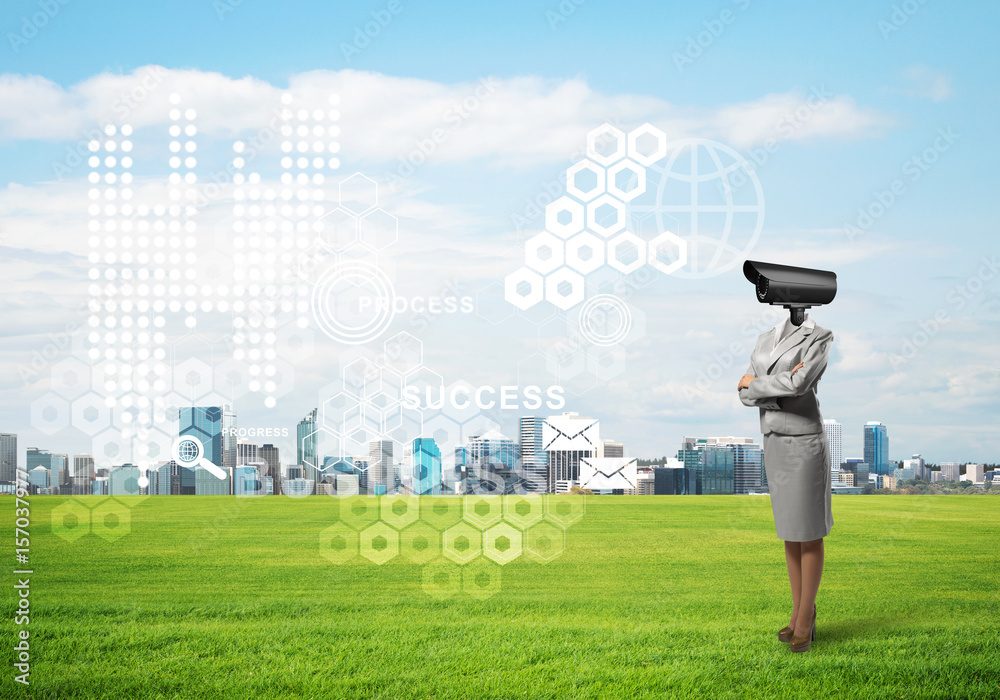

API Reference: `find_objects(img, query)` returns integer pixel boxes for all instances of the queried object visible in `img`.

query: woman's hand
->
[737,374,755,391]
[792,361,804,373]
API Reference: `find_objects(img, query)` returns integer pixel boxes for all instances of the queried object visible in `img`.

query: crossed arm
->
[737,330,834,405]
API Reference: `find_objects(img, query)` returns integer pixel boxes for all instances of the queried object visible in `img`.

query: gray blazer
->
[739,319,834,435]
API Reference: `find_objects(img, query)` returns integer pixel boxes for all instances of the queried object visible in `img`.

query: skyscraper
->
[73,455,95,495]
[222,404,237,469]
[260,444,281,495]
[179,407,227,466]
[368,440,393,495]
[0,433,16,484]
[599,440,624,458]
[412,437,442,495]
[237,439,259,465]
[823,419,842,477]
[864,421,890,475]
[544,412,599,493]
[297,408,318,483]
[708,437,763,494]
[518,417,548,493]
[464,429,518,494]
[677,438,736,495]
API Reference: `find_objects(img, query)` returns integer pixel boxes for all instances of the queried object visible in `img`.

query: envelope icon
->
[542,416,600,452]
[579,457,638,490]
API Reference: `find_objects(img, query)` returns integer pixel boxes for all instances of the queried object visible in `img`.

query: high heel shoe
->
[777,624,795,642]
[789,605,816,652]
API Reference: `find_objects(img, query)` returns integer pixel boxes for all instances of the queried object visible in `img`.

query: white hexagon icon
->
[565,159,606,202]
[607,232,647,274]
[317,207,358,252]
[524,231,565,274]
[504,267,544,310]
[338,172,378,216]
[383,331,422,375]
[627,123,668,166]
[647,230,688,275]
[586,195,627,238]
[565,231,606,275]
[484,522,523,565]
[586,123,626,166]
[31,393,70,435]
[50,357,91,401]
[359,208,398,251]
[544,196,584,239]
[544,268,585,311]
[173,358,213,401]
[606,159,646,202]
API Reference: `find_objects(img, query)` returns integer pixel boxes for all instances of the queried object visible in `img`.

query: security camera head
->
[743,260,837,326]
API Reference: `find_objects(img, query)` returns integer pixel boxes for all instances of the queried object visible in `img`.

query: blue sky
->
[1,0,998,467]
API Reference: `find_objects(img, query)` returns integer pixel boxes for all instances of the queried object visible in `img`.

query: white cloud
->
[901,65,953,102]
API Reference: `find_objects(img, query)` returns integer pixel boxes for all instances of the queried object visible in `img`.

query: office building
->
[73,454,95,495]
[653,459,692,495]
[196,466,232,495]
[260,444,281,495]
[599,440,624,458]
[544,412,599,493]
[902,454,926,481]
[234,465,265,496]
[940,462,960,482]
[179,406,230,467]
[864,421,890,475]
[109,466,143,496]
[893,465,915,484]
[465,429,518,494]
[677,438,735,494]
[840,459,870,490]
[412,437,442,495]
[222,404,237,469]
[519,417,548,494]
[706,437,763,494]
[966,464,985,484]
[28,465,50,492]
[297,408,318,484]
[148,463,172,495]
[237,439,259,466]
[0,433,16,484]
[628,469,655,495]
[882,474,896,490]
[823,419,842,477]
[369,440,393,495]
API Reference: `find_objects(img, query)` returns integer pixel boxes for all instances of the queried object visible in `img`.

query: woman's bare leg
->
[784,540,802,628]
[794,538,824,632]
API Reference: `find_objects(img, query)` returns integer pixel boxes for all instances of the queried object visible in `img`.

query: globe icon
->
[628,137,765,279]
[177,438,200,462]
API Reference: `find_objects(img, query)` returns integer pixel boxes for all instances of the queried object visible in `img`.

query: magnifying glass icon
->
[172,435,227,480]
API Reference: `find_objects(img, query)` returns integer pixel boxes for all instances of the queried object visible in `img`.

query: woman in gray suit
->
[737,312,834,652]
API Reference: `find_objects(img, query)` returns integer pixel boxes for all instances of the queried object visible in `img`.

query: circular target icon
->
[312,261,396,345]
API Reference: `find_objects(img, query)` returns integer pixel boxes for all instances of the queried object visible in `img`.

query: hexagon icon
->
[504,267,544,311]
[565,231,606,275]
[359,208,398,251]
[342,356,380,398]
[443,520,483,565]
[91,500,131,541]
[544,268,585,311]
[464,494,503,529]
[587,123,627,166]
[30,393,70,435]
[319,522,359,564]
[606,159,646,202]
[422,558,461,599]
[587,346,627,381]
[544,493,586,527]
[172,358,213,401]
[484,522,523,565]
[544,338,586,380]
[51,499,91,542]
[276,326,316,365]
[359,521,399,565]
[340,494,380,530]
[526,520,566,563]
[317,207,358,252]
[215,359,254,400]
[524,232,565,275]
[607,232,647,274]
[627,123,668,166]
[503,494,545,529]
[475,280,514,326]
[381,494,419,530]
[420,496,463,530]
[647,230,688,275]
[399,521,441,564]
[322,391,359,434]
[338,172,378,215]
[565,159,606,202]
[50,357,92,401]
[462,558,501,600]
[383,331,423,376]
[544,196,585,240]
[586,195,627,237]
[423,413,462,455]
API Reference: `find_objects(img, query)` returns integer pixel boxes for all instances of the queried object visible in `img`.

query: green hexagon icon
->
[381,494,419,530]
[399,521,441,565]
[484,522,523,566]
[51,499,91,542]
[544,493,585,527]
[91,500,131,541]
[503,494,545,529]
[359,521,399,565]
[319,522,359,565]
[421,558,461,600]
[526,520,566,563]
[419,496,462,530]
[340,495,380,530]
[463,494,503,528]
[443,520,483,565]
[462,558,501,600]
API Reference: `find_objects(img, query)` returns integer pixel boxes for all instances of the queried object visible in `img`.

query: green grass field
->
[3,494,998,699]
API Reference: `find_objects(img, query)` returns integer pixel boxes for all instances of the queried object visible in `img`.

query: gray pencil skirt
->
[763,431,833,542]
